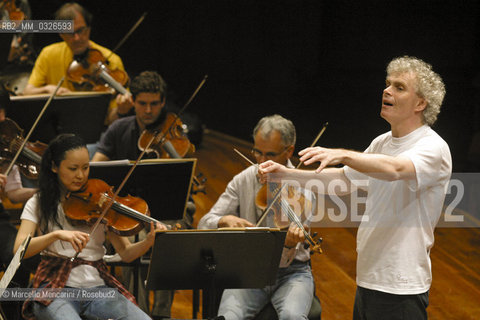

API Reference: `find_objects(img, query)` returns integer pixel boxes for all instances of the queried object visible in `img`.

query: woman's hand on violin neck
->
[218,215,254,228]
[156,221,168,231]
[109,222,162,263]
[145,222,156,246]
[54,230,90,253]
[258,160,288,184]
[284,224,305,248]
[145,222,166,246]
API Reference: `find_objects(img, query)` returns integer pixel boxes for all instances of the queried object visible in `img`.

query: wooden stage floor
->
[168,129,480,320]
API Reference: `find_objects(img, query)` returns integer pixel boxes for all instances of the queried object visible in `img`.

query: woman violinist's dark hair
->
[38,134,86,233]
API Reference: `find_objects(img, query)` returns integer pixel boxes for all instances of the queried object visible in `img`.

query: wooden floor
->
[168,129,480,320]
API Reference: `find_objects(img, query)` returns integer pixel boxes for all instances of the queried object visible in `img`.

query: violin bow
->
[75,76,207,260]
[3,77,65,176]
[167,75,208,126]
[296,122,328,169]
[142,75,208,153]
[232,148,281,227]
[105,12,148,62]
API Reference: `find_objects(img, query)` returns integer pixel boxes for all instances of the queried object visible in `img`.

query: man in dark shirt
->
[92,71,192,320]
[93,71,167,161]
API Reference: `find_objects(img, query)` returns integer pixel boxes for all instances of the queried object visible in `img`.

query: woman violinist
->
[13,134,163,320]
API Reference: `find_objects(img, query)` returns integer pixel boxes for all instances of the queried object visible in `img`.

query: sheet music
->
[0,234,31,291]
[89,159,131,167]
[10,91,112,101]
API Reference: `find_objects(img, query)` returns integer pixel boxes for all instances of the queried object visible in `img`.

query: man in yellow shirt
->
[23,2,132,124]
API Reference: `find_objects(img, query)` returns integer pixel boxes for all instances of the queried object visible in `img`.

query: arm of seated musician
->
[14,219,89,259]
[106,93,134,124]
[198,167,253,230]
[23,83,71,95]
[2,167,38,203]
[217,215,254,228]
[0,173,6,197]
[6,187,38,203]
[107,222,165,263]
[91,151,110,162]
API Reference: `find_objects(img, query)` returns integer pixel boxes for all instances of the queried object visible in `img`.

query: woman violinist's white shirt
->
[21,194,107,288]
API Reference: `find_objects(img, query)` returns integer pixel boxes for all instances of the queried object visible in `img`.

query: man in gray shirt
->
[198,114,318,320]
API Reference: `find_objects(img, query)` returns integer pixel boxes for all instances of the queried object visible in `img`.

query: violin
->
[66,48,129,95]
[1,0,25,21]
[1,0,35,66]
[255,182,322,254]
[138,112,195,159]
[138,112,206,194]
[0,118,46,179]
[253,124,329,254]
[63,178,167,236]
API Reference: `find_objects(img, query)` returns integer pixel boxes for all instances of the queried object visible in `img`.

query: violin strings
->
[278,197,312,243]
[12,138,41,162]
[274,188,317,246]
[267,183,317,245]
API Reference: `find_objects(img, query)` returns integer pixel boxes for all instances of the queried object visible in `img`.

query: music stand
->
[90,159,195,301]
[89,158,196,221]
[8,92,111,144]
[146,229,286,318]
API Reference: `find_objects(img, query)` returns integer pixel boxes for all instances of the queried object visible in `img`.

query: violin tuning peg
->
[313,232,318,238]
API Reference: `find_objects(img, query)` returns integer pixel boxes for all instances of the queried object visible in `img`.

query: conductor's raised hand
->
[257,160,288,184]
[299,146,344,173]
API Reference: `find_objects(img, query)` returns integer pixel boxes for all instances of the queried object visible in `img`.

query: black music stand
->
[146,229,286,319]
[89,159,195,301]
[89,158,196,221]
[8,92,111,144]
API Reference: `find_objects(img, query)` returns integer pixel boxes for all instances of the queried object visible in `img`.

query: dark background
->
[11,0,480,171]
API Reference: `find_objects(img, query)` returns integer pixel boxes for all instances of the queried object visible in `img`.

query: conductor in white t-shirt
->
[259,56,452,320]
